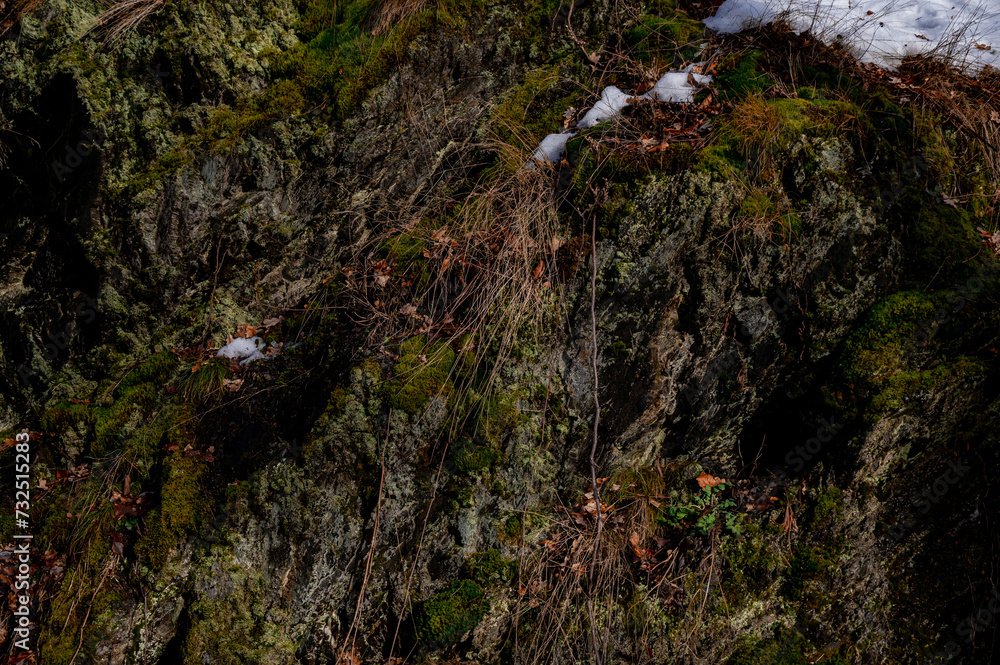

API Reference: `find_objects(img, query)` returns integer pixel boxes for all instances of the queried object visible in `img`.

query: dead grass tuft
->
[508,469,724,663]
[721,93,782,176]
[343,132,567,437]
[372,0,432,36]
[88,0,165,46]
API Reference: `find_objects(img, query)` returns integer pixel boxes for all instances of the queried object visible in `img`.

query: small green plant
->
[180,358,229,402]
[659,483,743,536]
[717,50,775,101]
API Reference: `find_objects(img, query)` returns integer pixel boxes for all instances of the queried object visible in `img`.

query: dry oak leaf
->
[696,472,726,489]
[235,324,256,338]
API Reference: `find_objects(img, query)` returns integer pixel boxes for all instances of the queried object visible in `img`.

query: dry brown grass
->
[508,470,709,664]
[89,0,164,45]
[720,93,782,179]
[372,0,432,36]
[343,133,568,433]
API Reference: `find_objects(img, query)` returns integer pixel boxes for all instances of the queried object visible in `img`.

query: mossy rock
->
[868,357,983,416]
[120,350,179,389]
[837,290,937,387]
[39,401,97,438]
[781,546,835,599]
[716,50,774,101]
[388,335,457,414]
[470,393,522,444]
[92,382,162,455]
[136,455,207,568]
[720,523,783,605]
[491,66,582,149]
[270,0,446,118]
[414,579,488,645]
[183,568,297,665]
[464,549,516,587]
[625,12,705,63]
[37,541,118,664]
[728,628,848,665]
[912,204,980,279]
[449,437,503,474]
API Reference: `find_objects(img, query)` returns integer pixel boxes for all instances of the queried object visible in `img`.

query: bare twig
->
[586,196,604,665]
[341,409,391,661]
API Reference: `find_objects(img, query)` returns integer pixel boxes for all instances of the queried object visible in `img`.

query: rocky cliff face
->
[2,1,999,664]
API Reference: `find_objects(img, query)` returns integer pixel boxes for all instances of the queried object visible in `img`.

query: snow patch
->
[217,336,269,365]
[525,68,712,168]
[703,0,1000,72]
[527,132,577,167]
[578,85,634,129]
[642,71,713,103]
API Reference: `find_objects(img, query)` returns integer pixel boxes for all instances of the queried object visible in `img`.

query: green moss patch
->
[808,487,844,529]
[837,291,937,387]
[183,566,296,665]
[414,579,488,645]
[625,12,705,64]
[781,546,835,599]
[868,357,983,415]
[449,437,503,474]
[40,401,97,438]
[389,335,457,414]
[268,0,442,119]
[912,204,981,279]
[728,628,849,665]
[720,523,784,606]
[136,455,207,568]
[120,349,179,389]
[716,50,774,101]
[464,549,516,587]
[491,66,583,150]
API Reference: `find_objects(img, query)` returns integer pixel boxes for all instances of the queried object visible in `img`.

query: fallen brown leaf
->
[696,472,726,490]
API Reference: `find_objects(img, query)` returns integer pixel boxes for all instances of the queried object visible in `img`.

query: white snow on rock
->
[217,336,269,365]
[527,132,577,167]
[525,69,712,168]
[578,86,635,129]
[703,0,1000,73]
[642,71,713,103]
